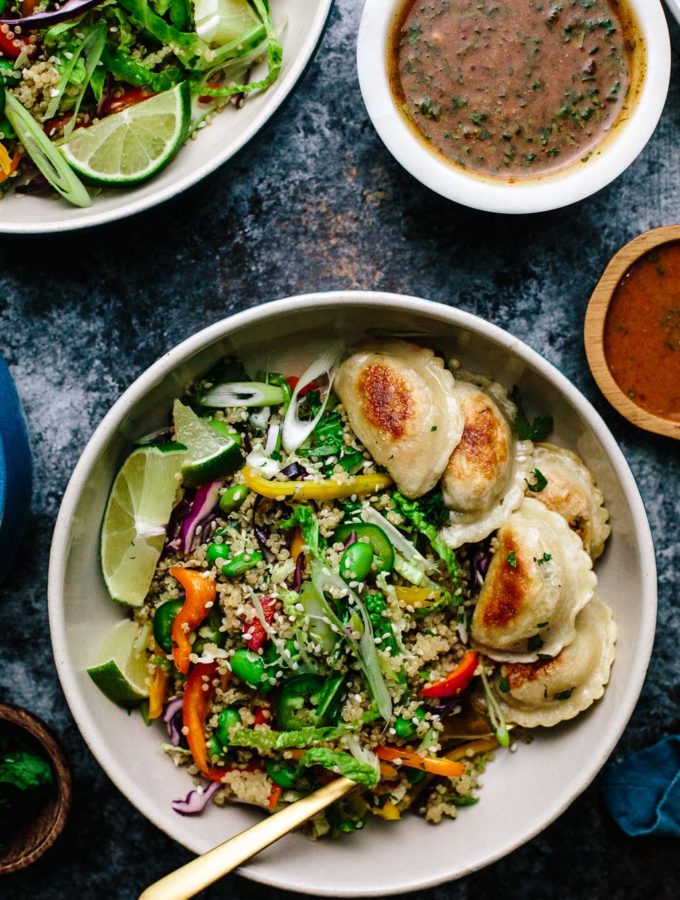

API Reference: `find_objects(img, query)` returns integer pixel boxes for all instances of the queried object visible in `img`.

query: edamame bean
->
[265,758,298,789]
[206,541,231,567]
[215,707,241,748]
[222,550,263,578]
[339,541,374,583]
[152,599,183,654]
[206,735,225,762]
[219,483,249,514]
[230,648,266,688]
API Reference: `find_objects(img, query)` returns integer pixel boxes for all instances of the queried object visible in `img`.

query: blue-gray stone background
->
[1,1,679,897]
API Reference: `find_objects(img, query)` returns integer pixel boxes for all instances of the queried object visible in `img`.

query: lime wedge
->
[60,83,191,185]
[87,620,151,706]
[193,0,261,45]
[101,443,186,607]
[173,400,243,487]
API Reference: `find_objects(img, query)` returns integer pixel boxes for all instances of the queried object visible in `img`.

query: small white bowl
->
[49,292,656,896]
[357,0,671,214]
[0,1,332,235]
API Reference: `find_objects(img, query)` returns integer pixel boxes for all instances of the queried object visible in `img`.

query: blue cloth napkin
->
[602,736,680,837]
[0,355,32,584]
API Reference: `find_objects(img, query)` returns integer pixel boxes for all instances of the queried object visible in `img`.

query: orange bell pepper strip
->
[290,526,306,562]
[445,737,501,762]
[148,663,169,720]
[183,661,231,782]
[0,151,21,184]
[267,784,283,810]
[375,746,466,778]
[420,650,479,699]
[169,567,217,674]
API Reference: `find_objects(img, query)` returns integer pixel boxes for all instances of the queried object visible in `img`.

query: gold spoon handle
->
[138,776,356,900]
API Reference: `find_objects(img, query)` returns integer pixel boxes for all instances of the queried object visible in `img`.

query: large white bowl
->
[0,1,333,235]
[357,0,671,214]
[665,0,680,25]
[49,292,656,896]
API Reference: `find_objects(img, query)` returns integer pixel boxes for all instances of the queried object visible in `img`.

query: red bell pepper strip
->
[183,661,231,782]
[285,376,319,397]
[0,25,32,60]
[253,703,273,726]
[104,87,155,116]
[420,650,479,699]
[244,596,276,652]
[170,567,217,674]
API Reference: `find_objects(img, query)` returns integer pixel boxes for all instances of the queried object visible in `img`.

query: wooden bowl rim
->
[0,702,73,875]
[584,224,680,440]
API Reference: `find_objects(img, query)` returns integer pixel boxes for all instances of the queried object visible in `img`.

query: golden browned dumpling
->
[440,379,533,547]
[528,443,610,560]
[470,498,596,662]
[488,595,617,727]
[335,341,464,498]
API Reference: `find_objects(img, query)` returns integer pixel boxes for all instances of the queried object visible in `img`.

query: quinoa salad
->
[91,339,617,835]
[0,0,281,205]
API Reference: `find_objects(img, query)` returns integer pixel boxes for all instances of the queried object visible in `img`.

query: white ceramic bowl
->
[0,1,332,235]
[357,0,671,214]
[49,292,656,896]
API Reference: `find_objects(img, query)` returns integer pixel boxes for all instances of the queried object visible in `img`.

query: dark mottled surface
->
[1,2,679,897]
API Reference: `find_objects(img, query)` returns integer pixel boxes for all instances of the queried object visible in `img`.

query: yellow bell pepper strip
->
[375,746,466,778]
[371,800,401,820]
[242,467,392,501]
[290,526,306,562]
[445,737,501,762]
[0,143,11,176]
[394,586,442,609]
[183,661,232,782]
[169,567,217,674]
[148,649,170,720]
[0,150,20,184]
[420,650,479,699]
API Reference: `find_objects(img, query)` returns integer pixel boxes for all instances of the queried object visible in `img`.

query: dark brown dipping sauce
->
[604,242,680,423]
[389,0,636,179]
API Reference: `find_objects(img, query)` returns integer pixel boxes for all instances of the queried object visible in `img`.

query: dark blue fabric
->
[0,354,33,584]
[602,736,680,837]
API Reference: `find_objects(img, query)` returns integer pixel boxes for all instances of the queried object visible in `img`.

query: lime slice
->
[193,0,261,45]
[60,83,191,186]
[87,620,151,706]
[173,400,243,487]
[101,443,186,607]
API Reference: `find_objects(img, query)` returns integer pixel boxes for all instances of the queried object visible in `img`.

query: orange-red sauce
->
[604,242,680,422]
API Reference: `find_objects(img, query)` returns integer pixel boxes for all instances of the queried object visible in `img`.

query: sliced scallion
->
[282,342,344,454]
[197,381,285,408]
[4,93,91,208]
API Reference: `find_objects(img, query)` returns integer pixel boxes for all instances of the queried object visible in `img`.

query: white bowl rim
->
[48,291,657,895]
[0,1,333,236]
[357,0,671,214]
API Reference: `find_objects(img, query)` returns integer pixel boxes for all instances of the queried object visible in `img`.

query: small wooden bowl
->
[0,704,72,875]
[585,225,680,440]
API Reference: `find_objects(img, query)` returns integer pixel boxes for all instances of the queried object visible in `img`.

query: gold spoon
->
[138,776,357,900]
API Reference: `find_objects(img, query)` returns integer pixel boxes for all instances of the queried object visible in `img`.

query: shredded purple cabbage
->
[343,530,358,549]
[291,554,305,591]
[163,697,184,747]
[164,496,193,554]
[433,701,463,717]
[472,544,492,583]
[1,0,106,27]
[172,781,220,816]
[14,175,50,195]
[281,461,307,480]
[179,479,224,555]
[254,524,275,563]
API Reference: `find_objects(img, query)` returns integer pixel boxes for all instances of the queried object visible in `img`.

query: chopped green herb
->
[527,633,545,652]
[507,551,518,568]
[555,688,574,701]
[526,468,548,492]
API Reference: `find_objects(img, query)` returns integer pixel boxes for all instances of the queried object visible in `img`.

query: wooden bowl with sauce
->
[585,225,680,440]
[0,703,72,875]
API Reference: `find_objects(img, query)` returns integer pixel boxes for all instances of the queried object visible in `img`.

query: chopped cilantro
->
[512,393,554,441]
[555,688,574,701]
[527,633,544,652]
[507,551,518,568]
[536,553,552,565]
[499,676,510,693]
[526,468,548,492]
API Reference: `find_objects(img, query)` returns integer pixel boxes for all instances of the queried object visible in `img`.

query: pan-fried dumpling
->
[489,595,616,727]
[528,443,610,560]
[335,341,464,498]
[439,379,533,547]
[470,498,596,663]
